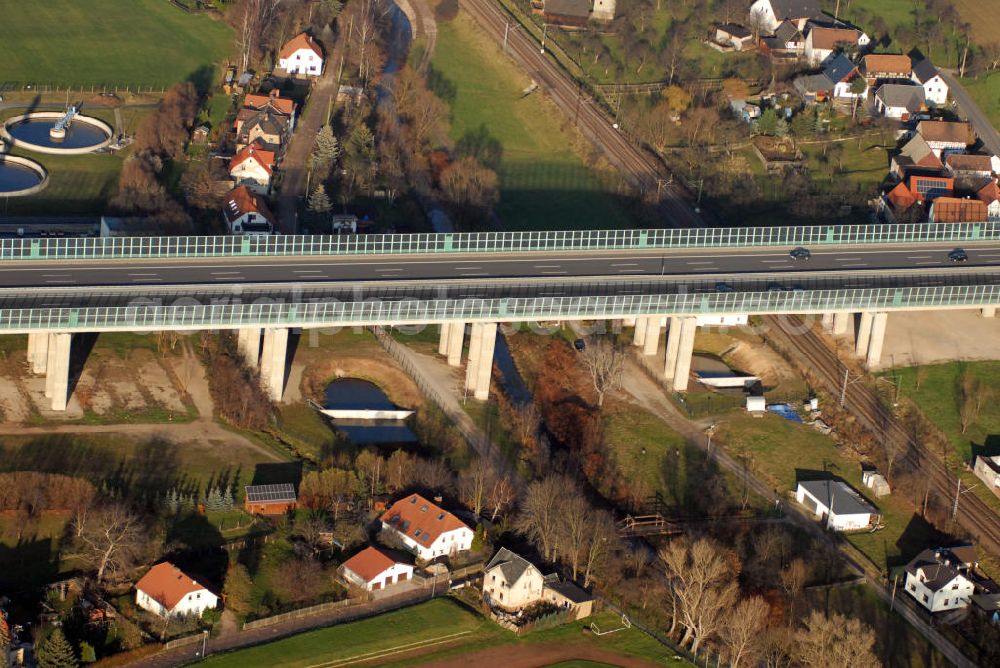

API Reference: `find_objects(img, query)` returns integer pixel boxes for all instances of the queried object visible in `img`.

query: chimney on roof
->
[434,495,443,504]
[270,89,279,99]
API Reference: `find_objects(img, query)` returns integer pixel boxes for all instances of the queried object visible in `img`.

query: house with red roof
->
[341,546,414,591]
[977,180,1000,221]
[229,144,275,194]
[278,33,324,77]
[135,562,219,618]
[223,185,275,236]
[380,493,474,561]
[929,197,988,224]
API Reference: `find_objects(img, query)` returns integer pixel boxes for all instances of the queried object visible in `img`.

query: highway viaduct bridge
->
[5,223,1000,411]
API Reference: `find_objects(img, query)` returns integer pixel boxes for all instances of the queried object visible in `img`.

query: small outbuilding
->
[543,580,594,620]
[861,467,891,497]
[244,483,297,515]
[340,546,414,591]
[795,478,877,531]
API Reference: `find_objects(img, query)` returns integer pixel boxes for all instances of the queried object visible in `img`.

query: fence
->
[4,223,999,260]
[6,284,1000,333]
[0,82,168,95]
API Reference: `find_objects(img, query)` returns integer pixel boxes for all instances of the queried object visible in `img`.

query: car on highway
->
[715,282,735,293]
[789,247,811,261]
[949,248,969,263]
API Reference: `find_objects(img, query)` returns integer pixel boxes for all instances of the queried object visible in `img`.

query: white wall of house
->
[136,588,219,618]
[749,0,779,34]
[230,162,271,194]
[226,212,272,236]
[795,485,872,530]
[905,571,974,613]
[986,200,1000,221]
[876,101,910,120]
[343,562,414,591]
[974,456,1000,489]
[483,564,545,610]
[384,524,474,561]
[916,74,949,105]
[280,49,324,76]
[833,80,866,100]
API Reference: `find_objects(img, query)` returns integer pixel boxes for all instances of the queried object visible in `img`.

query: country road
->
[940,70,1000,155]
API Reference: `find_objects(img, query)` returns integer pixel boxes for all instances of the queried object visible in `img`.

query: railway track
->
[764,315,1000,556]
[459,0,703,228]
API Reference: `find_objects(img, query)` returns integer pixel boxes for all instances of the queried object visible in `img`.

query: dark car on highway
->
[789,247,811,261]
[949,248,969,263]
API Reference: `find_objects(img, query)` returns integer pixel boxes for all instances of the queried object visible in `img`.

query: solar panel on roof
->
[245,483,296,503]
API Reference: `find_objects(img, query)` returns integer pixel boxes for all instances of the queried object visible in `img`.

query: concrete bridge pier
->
[832,311,851,336]
[446,321,466,367]
[464,322,497,400]
[438,323,451,355]
[671,316,698,392]
[865,312,888,370]
[663,317,681,384]
[43,332,72,411]
[983,307,997,318]
[633,316,649,347]
[259,327,289,401]
[855,312,874,357]
[642,316,661,356]
[27,332,50,374]
[821,313,834,332]
[237,328,262,367]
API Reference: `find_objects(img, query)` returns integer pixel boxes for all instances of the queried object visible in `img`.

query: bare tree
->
[561,492,590,581]
[518,475,575,561]
[385,450,415,493]
[458,459,496,519]
[780,558,809,618]
[582,509,617,587]
[75,503,144,584]
[793,610,881,668]
[721,596,770,668]
[355,451,384,499]
[580,338,625,407]
[487,473,517,522]
[509,402,541,448]
[659,538,739,653]
[958,368,980,434]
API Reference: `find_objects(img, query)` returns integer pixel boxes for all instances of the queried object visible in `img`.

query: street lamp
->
[952,478,981,520]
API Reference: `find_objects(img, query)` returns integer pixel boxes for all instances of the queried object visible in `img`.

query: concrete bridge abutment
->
[642,316,661,356]
[633,316,648,347]
[446,321,466,367]
[983,307,997,318]
[259,327,289,402]
[670,316,698,392]
[464,322,497,400]
[237,328,262,367]
[42,332,72,411]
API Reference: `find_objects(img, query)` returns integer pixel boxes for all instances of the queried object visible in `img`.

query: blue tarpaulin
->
[767,403,803,423]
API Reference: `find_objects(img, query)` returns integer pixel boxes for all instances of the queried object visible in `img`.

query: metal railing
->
[4,284,1000,332]
[3,223,999,260]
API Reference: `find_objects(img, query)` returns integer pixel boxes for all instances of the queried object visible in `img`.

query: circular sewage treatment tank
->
[2,112,112,154]
[0,155,48,196]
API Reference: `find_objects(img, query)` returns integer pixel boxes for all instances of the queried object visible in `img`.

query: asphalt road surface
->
[940,70,1000,156]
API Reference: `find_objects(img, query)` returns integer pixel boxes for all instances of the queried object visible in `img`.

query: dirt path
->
[416,642,663,668]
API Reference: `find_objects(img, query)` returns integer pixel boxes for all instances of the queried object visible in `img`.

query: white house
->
[874,84,926,119]
[974,454,1000,490]
[341,546,414,591]
[222,185,275,236]
[977,181,1000,221]
[912,59,949,105]
[380,493,474,561]
[228,144,275,195]
[803,26,866,67]
[278,33,324,77]
[795,479,877,531]
[135,562,219,618]
[749,0,823,34]
[483,548,546,611]
[904,546,978,613]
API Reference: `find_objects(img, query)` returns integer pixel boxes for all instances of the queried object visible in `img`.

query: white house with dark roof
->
[874,84,926,119]
[912,59,949,105]
[483,547,546,611]
[749,0,824,34]
[904,545,978,613]
[380,493,474,561]
[795,478,877,531]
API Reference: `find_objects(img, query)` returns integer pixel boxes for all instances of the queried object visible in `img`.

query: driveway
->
[939,70,1000,155]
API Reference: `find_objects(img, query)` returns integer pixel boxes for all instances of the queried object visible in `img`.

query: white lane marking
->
[617,268,645,273]
[131,277,163,282]
[541,271,568,275]
[907,255,932,259]
[128,273,159,277]
[759,259,789,263]
[213,276,244,280]
[978,253,1000,258]
[835,257,863,261]
[293,269,325,273]
[842,263,869,267]
[611,262,638,267]
[692,267,720,271]
[211,271,241,275]
[454,265,482,269]
[45,280,75,284]
[915,261,941,265]
[460,272,488,277]
[686,261,715,265]
[42,273,71,277]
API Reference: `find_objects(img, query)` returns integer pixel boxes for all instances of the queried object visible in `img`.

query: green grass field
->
[432,13,633,231]
[0,0,232,88]
[200,599,691,667]
[961,72,1000,130]
[716,414,936,571]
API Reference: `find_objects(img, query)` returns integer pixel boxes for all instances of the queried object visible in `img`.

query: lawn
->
[0,0,232,89]
[3,149,123,216]
[716,414,938,571]
[432,13,634,231]
[960,72,1000,130]
[201,599,692,668]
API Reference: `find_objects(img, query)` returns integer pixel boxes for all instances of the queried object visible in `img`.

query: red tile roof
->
[887,181,917,210]
[862,54,912,76]
[223,185,275,225]
[978,180,1000,205]
[136,562,210,611]
[342,546,405,582]
[229,144,275,175]
[809,27,861,50]
[932,197,988,223]
[243,92,295,117]
[279,33,323,60]
[381,493,469,547]
[918,121,975,146]
[945,153,994,173]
